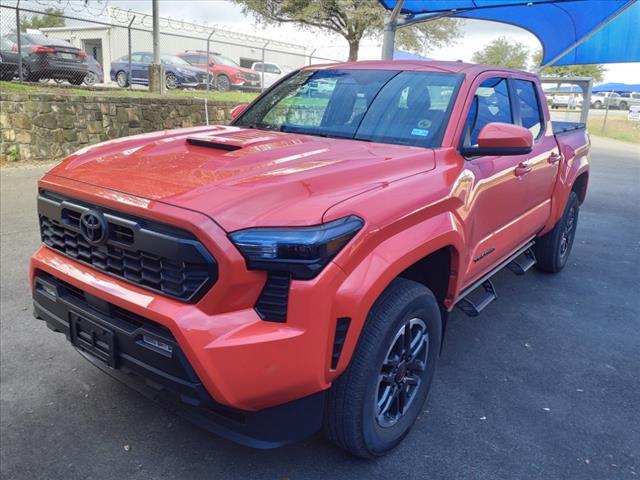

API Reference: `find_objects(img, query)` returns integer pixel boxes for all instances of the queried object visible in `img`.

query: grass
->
[587,116,640,144]
[0,80,258,103]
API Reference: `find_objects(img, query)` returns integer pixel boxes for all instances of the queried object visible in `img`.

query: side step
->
[455,242,535,317]
[507,247,537,275]
[456,279,497,317]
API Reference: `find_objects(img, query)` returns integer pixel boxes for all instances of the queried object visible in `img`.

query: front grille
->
[38,190,217,302]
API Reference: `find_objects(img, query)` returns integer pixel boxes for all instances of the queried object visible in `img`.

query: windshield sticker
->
[411,128,430,137]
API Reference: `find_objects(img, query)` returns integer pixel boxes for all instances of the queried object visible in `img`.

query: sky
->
[13,0,640,83]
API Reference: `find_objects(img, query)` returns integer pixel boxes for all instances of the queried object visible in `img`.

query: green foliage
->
[471,36,529,70]
[531,50,606,82]
[7,145,20,162]
[231,0,462,61]
[20,8,65,32]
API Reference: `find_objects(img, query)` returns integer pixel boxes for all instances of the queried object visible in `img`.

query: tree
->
[231,0,462,61]
[20,8,65,32]
[531,50,606,82]
[471,36,529,70]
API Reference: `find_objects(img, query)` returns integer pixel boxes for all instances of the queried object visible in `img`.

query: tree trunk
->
[347,39,360,62]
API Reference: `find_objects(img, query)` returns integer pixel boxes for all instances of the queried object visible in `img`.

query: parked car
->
[551,93,583,109]
[250,61,294,88]
[110,52,209,90]
[51,55,103,86]
[589,91,623,109]
[4,33,88,84]
[31,60,590,458]
[83,56,104,86]
[177,50,261,91]
[0,36,20,81]
[618,92,640,110]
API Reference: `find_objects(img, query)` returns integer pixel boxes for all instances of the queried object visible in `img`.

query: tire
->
[619,101,628,110]
[324,278,442,458]
[534,191,580,273]
[68,76,84,86]
[165,72,178,90]
[83,71,98,86]
[116,71,128,88]
[593,100,602,109]
[54,78,66,84]
[216,74,230,92]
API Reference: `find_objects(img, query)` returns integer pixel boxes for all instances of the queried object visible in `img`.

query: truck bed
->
[552,121,585,135]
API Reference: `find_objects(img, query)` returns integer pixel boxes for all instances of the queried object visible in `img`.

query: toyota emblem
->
[79,210,108,245]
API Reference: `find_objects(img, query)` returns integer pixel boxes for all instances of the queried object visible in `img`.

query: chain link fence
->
[1,4,340,94]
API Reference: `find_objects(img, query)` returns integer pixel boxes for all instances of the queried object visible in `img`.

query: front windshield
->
[234,69,462,148]
[214,55,239,67]
[161,54,190,66]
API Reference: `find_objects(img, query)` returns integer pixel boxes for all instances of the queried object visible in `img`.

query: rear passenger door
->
[512,78,559,238]
[459,76,535,284]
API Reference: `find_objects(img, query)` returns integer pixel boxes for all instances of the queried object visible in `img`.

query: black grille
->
[254,272,291,322]
[38,190,217,302]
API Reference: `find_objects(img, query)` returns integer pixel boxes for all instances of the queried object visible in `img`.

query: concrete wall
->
[0,92,236,162]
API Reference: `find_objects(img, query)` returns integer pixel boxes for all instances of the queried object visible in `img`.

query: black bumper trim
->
[32,271,325,448]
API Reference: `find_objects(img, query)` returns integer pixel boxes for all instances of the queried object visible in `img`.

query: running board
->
[456,241,534,317]
[507,247,537,275]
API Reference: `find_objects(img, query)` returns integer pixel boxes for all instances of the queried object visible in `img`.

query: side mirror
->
[463,122,533,157]
[230,103,248,120]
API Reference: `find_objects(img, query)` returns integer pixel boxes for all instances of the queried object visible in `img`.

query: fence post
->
[260,41,270,91]
[16,0,23,82]
[205,29,214,126]
[308,48,316,66]
[127,16,135,89]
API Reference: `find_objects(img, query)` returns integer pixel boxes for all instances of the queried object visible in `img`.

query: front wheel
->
[593,100,602,109]
[216,74,230,92]
[116,71,128,88]
[534,191,580,273]
[165,72,178,90]
[619,101,628,110]
[324,278,442,458]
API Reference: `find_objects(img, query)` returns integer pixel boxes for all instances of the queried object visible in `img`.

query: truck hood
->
[47,125,436,231]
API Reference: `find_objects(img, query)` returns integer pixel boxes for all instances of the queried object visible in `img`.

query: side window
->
[140,53,152,64]
[514,79,543,138]
[464,77,512,147]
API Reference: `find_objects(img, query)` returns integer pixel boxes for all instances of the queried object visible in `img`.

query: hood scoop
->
[187,130,282,151]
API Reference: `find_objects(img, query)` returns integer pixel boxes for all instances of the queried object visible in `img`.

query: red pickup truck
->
[30,60,590,458]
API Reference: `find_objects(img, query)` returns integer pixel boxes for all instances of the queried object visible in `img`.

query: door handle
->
[514,162,532,177]
[548,152,563,164]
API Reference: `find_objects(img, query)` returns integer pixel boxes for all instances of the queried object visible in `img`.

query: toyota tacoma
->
[30,60,590,458]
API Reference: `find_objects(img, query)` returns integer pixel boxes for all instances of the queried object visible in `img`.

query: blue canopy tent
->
[379,0,640,67]
[592,83,640,93]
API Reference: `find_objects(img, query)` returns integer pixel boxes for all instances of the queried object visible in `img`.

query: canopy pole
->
[381,0,405,60]
[539,0,638,69]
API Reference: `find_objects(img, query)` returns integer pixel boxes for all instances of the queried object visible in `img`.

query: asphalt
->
[1,136,639,480]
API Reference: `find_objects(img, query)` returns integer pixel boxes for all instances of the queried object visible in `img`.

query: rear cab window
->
[514,79,544,139]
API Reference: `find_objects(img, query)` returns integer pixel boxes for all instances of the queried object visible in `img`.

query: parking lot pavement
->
[1,136,639,480]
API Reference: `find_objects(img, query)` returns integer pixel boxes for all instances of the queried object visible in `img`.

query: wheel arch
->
[328,215,464,380]
[572,171,589,204]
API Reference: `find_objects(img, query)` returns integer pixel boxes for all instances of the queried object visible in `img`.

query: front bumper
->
[32,269,325,448]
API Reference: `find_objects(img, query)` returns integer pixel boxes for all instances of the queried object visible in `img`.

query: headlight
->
[229,216,363,279]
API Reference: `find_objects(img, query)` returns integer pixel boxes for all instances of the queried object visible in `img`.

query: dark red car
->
[177,50,261,91]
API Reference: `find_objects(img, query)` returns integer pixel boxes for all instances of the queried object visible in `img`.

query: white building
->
[41,7,314,83]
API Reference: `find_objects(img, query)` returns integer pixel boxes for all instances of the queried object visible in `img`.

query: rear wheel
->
[324,278,442,458]
[68,75,84,86]
[534,191,580,273]
[619,101,628,110]
[593,100,602,109]
[83,71,98,86]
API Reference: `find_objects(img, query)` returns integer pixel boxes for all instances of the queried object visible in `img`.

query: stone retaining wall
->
[0,93,237,162]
